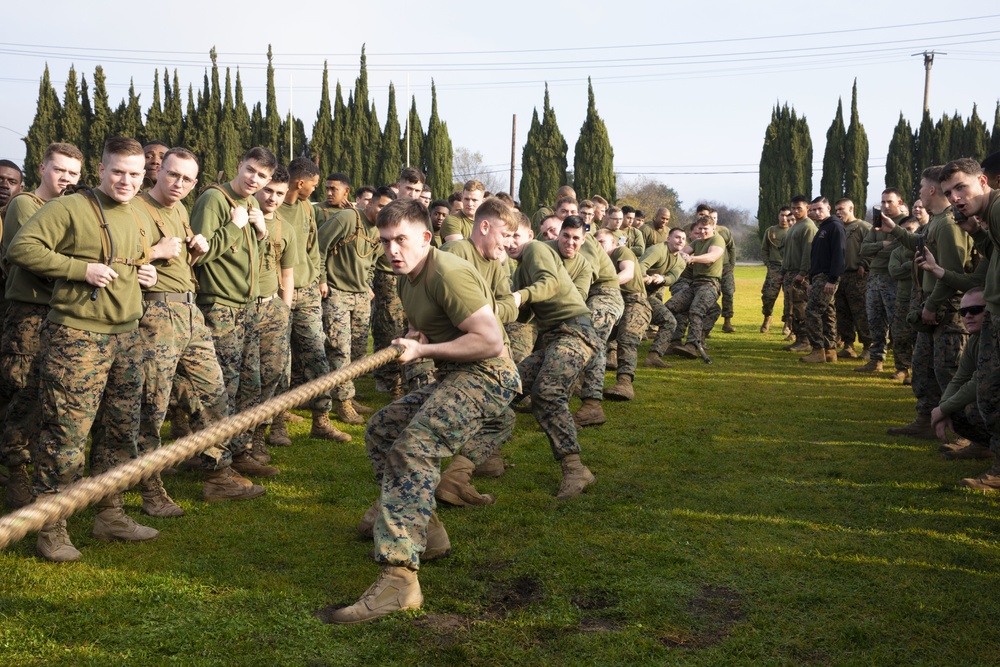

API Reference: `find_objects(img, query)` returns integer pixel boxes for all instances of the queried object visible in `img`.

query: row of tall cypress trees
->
[20,50,619,210]
[758,78,1000,236]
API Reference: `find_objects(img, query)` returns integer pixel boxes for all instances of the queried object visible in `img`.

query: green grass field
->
[2,265,999,666]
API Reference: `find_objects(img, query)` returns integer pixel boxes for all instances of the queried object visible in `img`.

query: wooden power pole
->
[510,114,517,195]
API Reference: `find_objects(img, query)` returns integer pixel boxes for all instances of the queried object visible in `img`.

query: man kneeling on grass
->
[328,199,520,624]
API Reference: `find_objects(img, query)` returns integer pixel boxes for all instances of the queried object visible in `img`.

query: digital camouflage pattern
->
[760,262,784,318]
[200,303,258,457]
[865,272,896,362]
[0,303,47,467]
[835,270,871,347]
[783,273,809,341]
[580,287,624,401]
[372,271,408,393]
[911,304,966,417]
[647,286,678,356]
[668,278,720,346]
[366,358,520,569]
[977,314,1000,451]
[256,298,291,411]
[803,273,838,349]
[287,283,332,413]
[505,321,538,365]
[618,292,652,378]
[323,289,371,401]
[721,264,736,319]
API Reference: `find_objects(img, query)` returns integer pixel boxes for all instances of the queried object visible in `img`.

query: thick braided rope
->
[0,345,402,550]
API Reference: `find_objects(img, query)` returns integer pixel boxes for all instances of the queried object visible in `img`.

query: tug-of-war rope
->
[0,344,403,550]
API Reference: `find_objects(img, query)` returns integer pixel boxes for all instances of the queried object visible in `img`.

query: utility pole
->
[912,50,945,113]
[510,114,516,195]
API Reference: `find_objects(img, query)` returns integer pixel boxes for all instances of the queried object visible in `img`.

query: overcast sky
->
[2,2,998,218]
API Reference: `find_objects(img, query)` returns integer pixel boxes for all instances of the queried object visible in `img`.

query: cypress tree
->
[518,108,543,216]
[424,81,453,200]
[234,69,252,153]
[23,64,62,189]
[111,79,144,141]
[843,81,867,213]
[59,65,85,152]
[885,113,914,201]
[330,82,346,173]
[342,92,363,188]
[375,83,402,188]
[264,45,281,155]
[757,104,786,236]
[536,84,568,205]
[249,102,263,147]
[363,103,382,185]
[991,101,1000,155]
[85,66,112,183]
[217,68,241,180]
[80,73,93,164]
[965,104,988,160]
[198,71,219,182]
[179,84,197,155]
[789,107,813,198]
[401,95,423,173]
[145,69,166,142]
[934,113,953,165]
[573,78,615,203]
[311,62,334,176]
[914,110,935,187]
[820,98,845,201]
[163,70,184,147]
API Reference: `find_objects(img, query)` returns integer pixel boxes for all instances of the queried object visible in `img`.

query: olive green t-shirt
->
[610,246,644,294]
[441,238,518,324]
[259,212,298,297]
[638,243,687,292]
[690,234,726,280]
[544,240,596,302]
[440,211,474,240]
[280,199,322,289]
[641,224,670,248]
[317,206,381,294]
[511,240,591,332]
[579,234,619,291]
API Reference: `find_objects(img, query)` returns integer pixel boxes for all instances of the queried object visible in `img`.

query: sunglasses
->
[959,305,986,317]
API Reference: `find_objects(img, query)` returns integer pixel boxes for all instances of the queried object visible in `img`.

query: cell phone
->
[872,207,883,228]
[915,235,925,254]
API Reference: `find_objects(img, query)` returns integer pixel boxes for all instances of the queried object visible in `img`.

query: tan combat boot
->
[424,512,452,561]
[644,352,672,369]
[326,565,423,624]
[269,412,292,447]
[605,348,618,370]
[891,369,909,383]
[36,519,82,562]
[283,410,305,423]
[886,413,936,439]
[854,359,883,373]
[573,398,606,427]
[942,441,993,460]
[358,500,380,538]
[251,425,271,464]
[139,474,184,518]
[787,340,812,353]
[603,375,635,401]
[959,455,1000,491]
[351,399,375,415]
[310,411,352,442]
[203,466,266,502]
[5,463,33,509]
[837,344,858,359]
[760,316,771,334]
[824,349,838,363]
[436,455,496,507]
[722,317,735,333]
[169,407,191,439]
[557,454,596,500]
[474,453,508,478]
[335,400,365,425]
[231,451,280,477]
[92,494,159,542]
[800,348,826,363]
[674,342,700,359]
[861,345,872,360]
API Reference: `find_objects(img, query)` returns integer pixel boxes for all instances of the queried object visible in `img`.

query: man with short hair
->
[759,207,791,333]
[538,214,562,241]
[799,197,845,363]
[596,229,649,400]
[0,142,84,508]
[142,140,169,188]
[190,146,279,476]
[314,172,352,225]
[640,227,689,367]
[447,191,462,215]
[553,196,578,222]
[578,199,595,228]
[641,207,672,249]
[782,196,817,352]
[832,198,872,358]
[330,198,520,624]
[668,217,725,358]
[0,159,23,208]
[619,205,645,256]
[8,136,159,561]
[318,186,395,430]
[590,195,608,225]
[136,148,265,509]
[441,178,483,242]
[530,184,576,231]
[354,185,374,210]
[428,198,450,246]
[856,188,906,372]
[419,185,432,207]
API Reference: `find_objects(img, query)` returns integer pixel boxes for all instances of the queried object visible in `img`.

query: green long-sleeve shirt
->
[580,234,619,292]
[544,240,596,302]
[760,224,788,265]
[190,183,265,307]
[511,240,590,332]
[137,193,196,295]
[984,189,1000,315]
[641,224,669,249]
[940,228,990,293]
[842,220,872,271]
[889,208,973,311]
[888,245,914,305]
[860,215,904,275]
[940,333,979,416]
[3,192,51,305]
[7,189,147,333]
[782,219,817,276]
[259,212,298,297]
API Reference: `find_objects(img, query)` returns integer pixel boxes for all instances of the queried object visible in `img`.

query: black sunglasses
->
[959,305,986,317]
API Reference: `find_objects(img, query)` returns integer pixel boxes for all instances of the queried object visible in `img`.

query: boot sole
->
[435,487,496,507]
[204,486,266,502]
[603,391,633,401]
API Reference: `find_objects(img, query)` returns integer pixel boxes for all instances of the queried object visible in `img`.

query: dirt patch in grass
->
[413,613,471,631]
[312,605,347,625]
[572,587,619,611]
[578,617,622,633]
[659,585,744,649]
[486,575,543,615]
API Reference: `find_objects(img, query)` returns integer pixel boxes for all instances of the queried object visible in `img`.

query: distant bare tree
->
[452,146,506,194]
[615,175,683,220]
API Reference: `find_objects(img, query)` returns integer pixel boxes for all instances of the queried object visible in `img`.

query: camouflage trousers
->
[865,272,896,362]
[366,357,520,569]
[138,300,231,470]
[834,270,870,346]
[518,317,600,460]
[803,274,838,350]
[721,263,736,319]
[0,302,47,468]
[890,289,915,372]
[372,271,407,393]
[505,320,538,365]
[256,297,291,411]
[647,286,677,356]
[200,302,258,457]
[952,402,992,447]
[287,283,332,413]
[978,313,1000,451]
[911,305,966,418]
[760,262,784,318]
[668,278,720,347]
[580,287,624,401]
[34,325,142,496]
[618,292,652,378]
[783,273,809,339]
[323,288,371,401]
